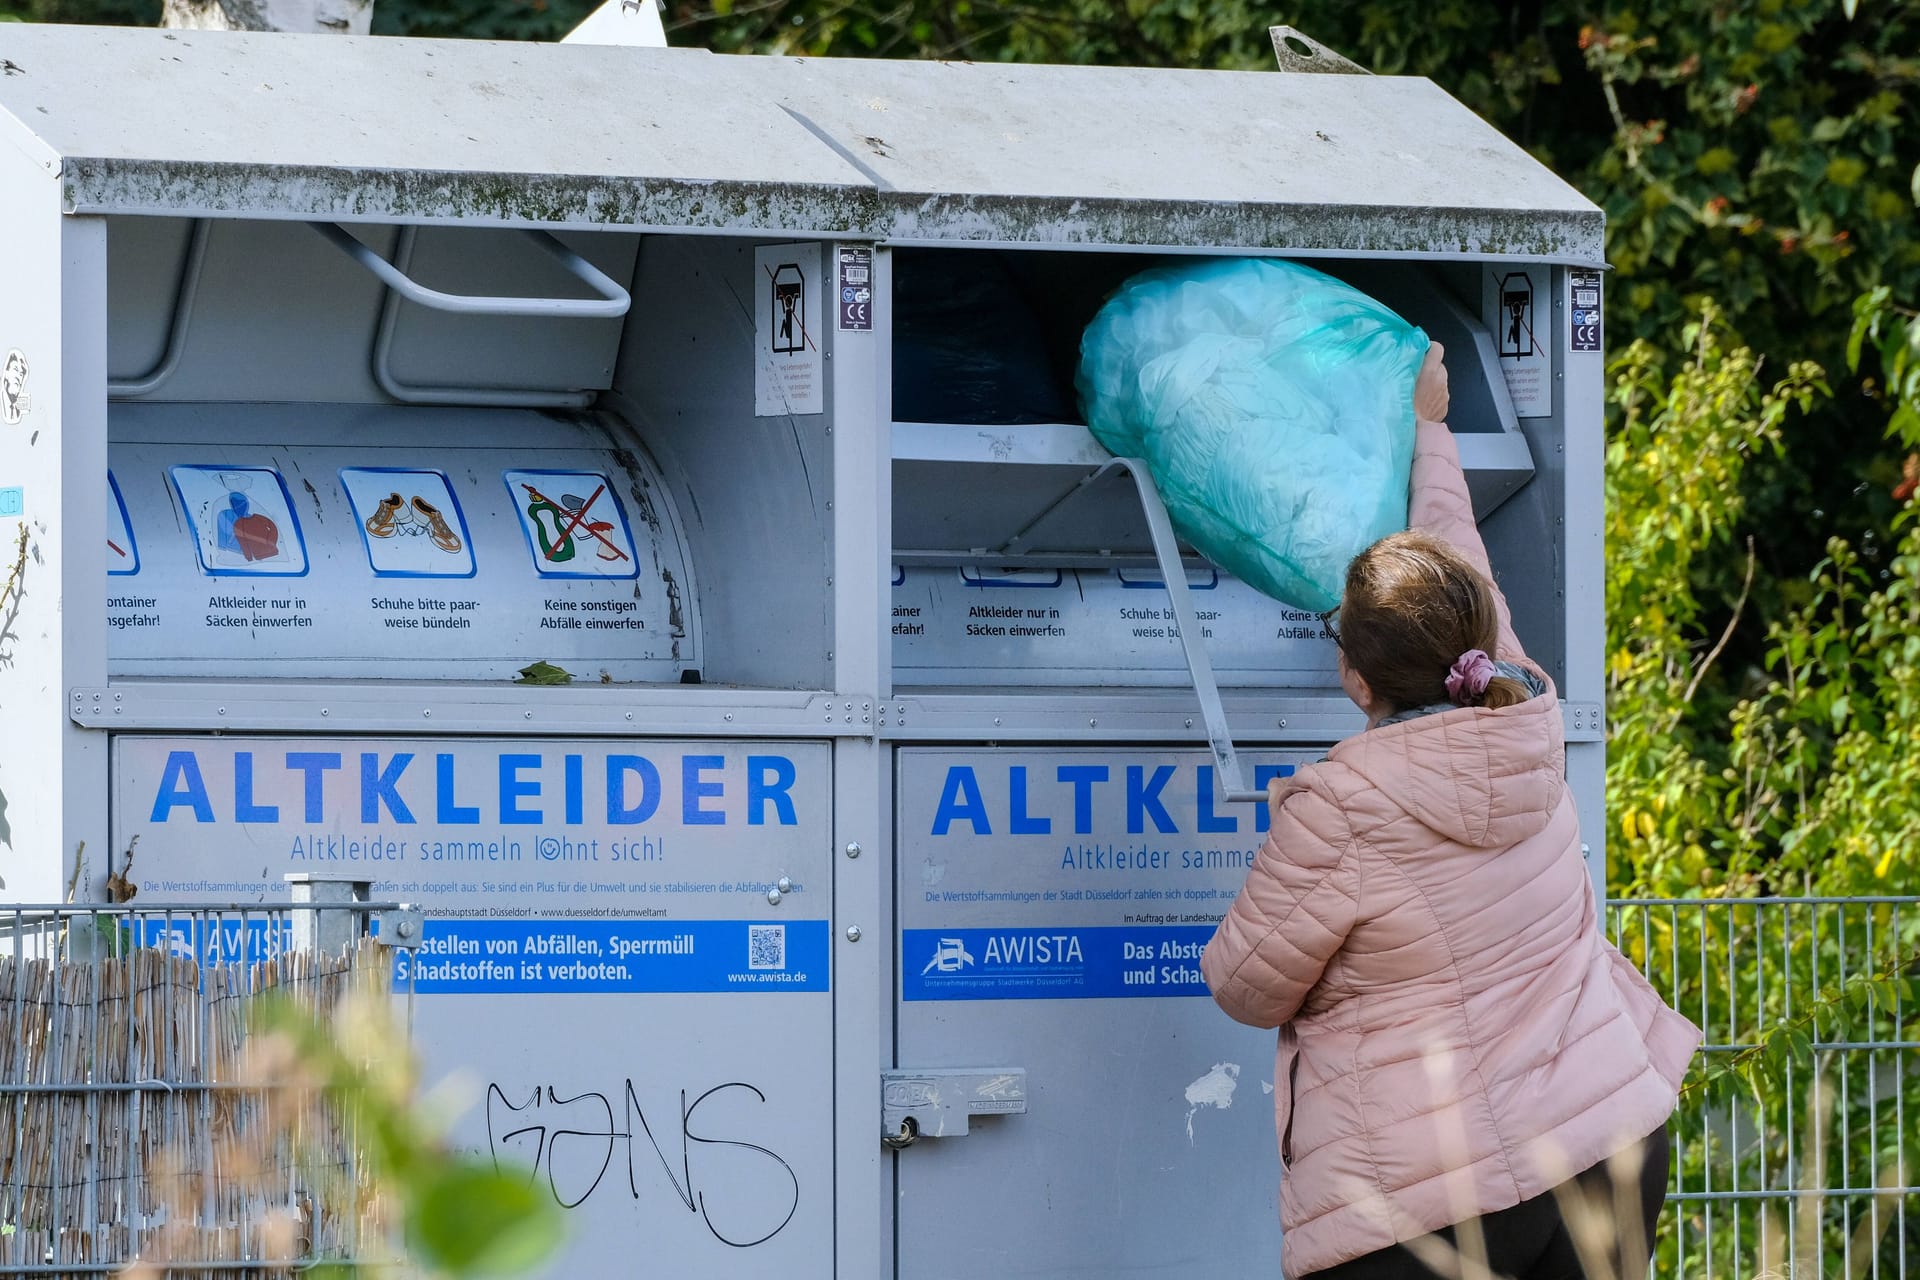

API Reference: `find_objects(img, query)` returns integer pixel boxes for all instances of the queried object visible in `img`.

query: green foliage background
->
[5,0,1917,900]
[8,0,1920,992]
[0,0,1911,894]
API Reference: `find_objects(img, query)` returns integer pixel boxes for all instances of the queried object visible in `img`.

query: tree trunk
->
[161,0,372,36]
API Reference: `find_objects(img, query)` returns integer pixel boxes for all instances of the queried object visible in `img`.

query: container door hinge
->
[883,1068,1027,1148]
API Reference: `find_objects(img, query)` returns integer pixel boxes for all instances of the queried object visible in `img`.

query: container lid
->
[0,25,1601,262]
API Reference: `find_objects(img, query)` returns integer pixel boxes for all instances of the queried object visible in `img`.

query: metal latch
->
[374,906,425,950]
[882,1068,1027,1148]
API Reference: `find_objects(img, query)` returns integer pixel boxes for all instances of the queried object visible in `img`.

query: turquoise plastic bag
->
[1076,258,1429,613]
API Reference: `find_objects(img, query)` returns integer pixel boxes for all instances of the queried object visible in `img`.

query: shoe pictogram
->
[365,492,404,539]
[412,496,462,553]
[341,468,475,579]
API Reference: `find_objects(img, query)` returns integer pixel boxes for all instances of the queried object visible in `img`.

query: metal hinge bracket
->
[1270,27,1369,75]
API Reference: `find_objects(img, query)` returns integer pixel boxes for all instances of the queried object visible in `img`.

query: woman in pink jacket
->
[1201,374,1700,1279]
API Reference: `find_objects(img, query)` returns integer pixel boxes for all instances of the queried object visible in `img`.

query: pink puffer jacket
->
[1201,422,1700,1278]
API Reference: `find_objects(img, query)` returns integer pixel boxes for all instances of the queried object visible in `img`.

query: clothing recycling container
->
[0,24,1608,1279]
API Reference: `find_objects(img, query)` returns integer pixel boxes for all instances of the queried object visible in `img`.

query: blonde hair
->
[1336,530,1532,713]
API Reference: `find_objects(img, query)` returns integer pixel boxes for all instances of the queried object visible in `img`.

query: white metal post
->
[0,139,109,902]
[1558,265,1609,905]
[828,241,891,1280]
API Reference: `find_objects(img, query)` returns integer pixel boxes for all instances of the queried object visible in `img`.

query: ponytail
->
[1477,674,1532,711]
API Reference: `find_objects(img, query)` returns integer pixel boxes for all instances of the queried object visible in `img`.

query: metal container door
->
[893,746,1316,1278]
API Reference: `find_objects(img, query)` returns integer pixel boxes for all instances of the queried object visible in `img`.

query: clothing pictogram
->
[170,465,308,577]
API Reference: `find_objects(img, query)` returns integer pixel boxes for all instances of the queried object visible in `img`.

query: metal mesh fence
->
[0,903,415,1277]
[1609,897,1919,1279]
[0,896,1909,1276]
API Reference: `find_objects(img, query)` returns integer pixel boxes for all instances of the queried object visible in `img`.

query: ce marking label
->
[837,245,875,332]
[1568,268,1602,353]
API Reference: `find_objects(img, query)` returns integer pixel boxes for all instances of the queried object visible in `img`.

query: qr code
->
[748,924,786,971]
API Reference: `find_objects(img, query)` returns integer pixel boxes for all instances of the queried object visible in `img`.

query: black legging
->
[1306,1127,1672,1280]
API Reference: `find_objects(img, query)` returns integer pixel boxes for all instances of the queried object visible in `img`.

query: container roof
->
[0,25,1602,261]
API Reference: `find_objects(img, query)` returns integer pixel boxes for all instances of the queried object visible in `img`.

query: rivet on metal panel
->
[114,708,121,715]
[826,501,834,510]
[1278,719,1288,729]
[724,713,734,722]
[825,715,834,723]
[321,709,330,717]
[423,709,432,718]
[94,707,101,716]
[845,842,862,858]
[114,693,121,701]
[863,715,871,724]
[1184,718,1193,728]
[863,703,871,711]
[846,716,854,724]
[525,711,533,719]
[846,925,863,943]
[93,693,100,701]
[846,703,853,710]
[767,889,783,906]
[777,877,793,893]
[217,707,226,716]
[1089,718,1097,727]
[827,577,834,587]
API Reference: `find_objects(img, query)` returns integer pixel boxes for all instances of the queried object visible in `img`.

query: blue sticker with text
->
[394,919,829,994]
[902,925,1215,1001]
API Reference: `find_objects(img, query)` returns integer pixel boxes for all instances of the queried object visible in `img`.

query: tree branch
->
[1683,534,1755,704]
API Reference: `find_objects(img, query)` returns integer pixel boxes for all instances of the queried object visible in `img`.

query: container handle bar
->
[109,218,212,399]
[998,457,1269,805]
[310,222,632,319]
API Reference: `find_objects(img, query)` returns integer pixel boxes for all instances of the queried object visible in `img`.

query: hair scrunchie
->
[1445,649,1496,705]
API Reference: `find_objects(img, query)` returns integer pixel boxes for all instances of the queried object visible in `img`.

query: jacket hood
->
[1324,682,1565,849]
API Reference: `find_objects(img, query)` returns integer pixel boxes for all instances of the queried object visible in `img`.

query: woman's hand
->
[1267,774,1289,831]
[1414,341,1450,424]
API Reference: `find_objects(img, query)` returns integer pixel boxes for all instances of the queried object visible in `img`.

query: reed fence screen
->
[0,904,407,1277]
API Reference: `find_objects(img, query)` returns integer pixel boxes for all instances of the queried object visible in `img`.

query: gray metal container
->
[0,25,1605,1278]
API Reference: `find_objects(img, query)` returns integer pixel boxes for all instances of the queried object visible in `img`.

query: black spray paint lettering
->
[486,1079,799,1248]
